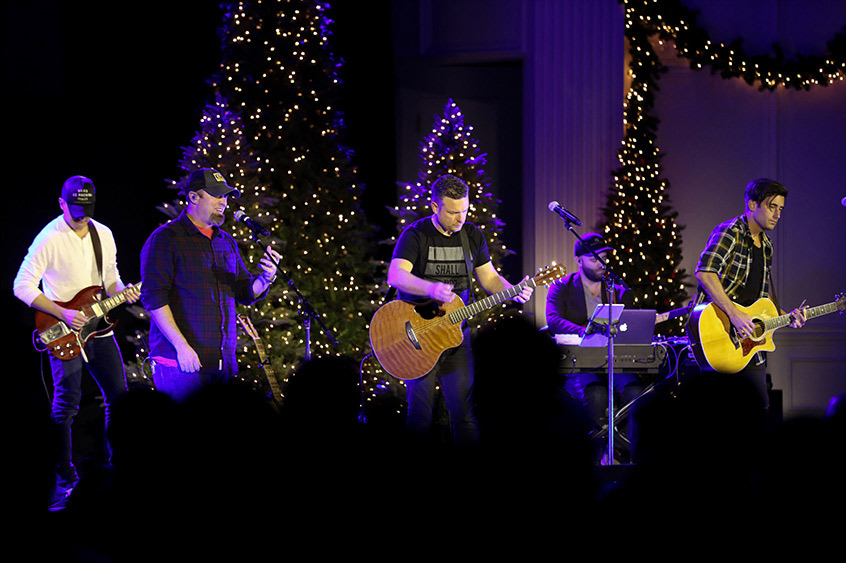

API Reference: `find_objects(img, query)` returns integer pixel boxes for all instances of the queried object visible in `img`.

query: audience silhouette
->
[21,320,843,561]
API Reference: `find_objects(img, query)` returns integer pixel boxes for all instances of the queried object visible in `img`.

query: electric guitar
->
[35,283,141,361]
[369,264,567,381]
[687,294,845,373]
[237,314,284,406]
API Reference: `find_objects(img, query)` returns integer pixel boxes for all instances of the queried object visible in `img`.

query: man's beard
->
[583,268,605,283]
[209,211,225,226]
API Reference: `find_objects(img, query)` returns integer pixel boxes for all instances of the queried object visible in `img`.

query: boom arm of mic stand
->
[246,232,340,361]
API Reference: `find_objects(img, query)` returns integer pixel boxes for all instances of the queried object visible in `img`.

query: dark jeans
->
[405,333,479,445]
[48,334,127,483]
[151,360,231,403]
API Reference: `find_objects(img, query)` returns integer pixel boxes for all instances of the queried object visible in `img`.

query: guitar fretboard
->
[91,283,141,317]
[763,301,841,331]
[448,279,534,324]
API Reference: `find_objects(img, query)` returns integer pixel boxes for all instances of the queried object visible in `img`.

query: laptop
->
[580,305,656,347]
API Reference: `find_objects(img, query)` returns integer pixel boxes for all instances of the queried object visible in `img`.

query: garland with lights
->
[625,0,846,90]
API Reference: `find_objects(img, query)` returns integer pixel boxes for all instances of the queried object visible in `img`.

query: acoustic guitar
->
[35,283,141,361]
[369,264,566,381]
[687,294,845,373]
[237,314,284,406]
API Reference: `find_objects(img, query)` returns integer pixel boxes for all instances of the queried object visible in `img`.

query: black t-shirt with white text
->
[392,216,491,305]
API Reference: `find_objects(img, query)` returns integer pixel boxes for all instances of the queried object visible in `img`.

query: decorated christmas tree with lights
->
[598,10,690,336]
[213,0,380,384]
[390,98,516,326]
[125,1,380,395]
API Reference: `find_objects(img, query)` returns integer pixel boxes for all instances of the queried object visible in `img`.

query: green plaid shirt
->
[694,214,773,307]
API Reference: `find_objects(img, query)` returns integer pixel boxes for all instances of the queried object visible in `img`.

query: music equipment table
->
[559,344,668,374]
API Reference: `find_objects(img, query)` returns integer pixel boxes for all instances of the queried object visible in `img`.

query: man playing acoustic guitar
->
[13,175,141,507]
[692,178,807,407]
[386,174,533,445]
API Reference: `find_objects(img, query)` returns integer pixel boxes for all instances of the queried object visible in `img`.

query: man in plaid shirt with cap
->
[140,168,281,401]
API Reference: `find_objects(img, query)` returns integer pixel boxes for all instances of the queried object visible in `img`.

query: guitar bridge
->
[38,322,71,345]
[405,321,422,350]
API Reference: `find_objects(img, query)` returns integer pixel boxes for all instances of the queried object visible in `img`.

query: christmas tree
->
[126,1,381,398]
[598,11,690,336]
[390,98,516,326]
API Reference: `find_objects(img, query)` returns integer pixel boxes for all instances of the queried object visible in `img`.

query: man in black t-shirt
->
[387,174,533,445]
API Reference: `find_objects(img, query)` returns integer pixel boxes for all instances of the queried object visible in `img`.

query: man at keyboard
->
[545,233,643,463]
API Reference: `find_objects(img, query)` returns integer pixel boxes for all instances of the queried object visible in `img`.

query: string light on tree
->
[599,2,690,336]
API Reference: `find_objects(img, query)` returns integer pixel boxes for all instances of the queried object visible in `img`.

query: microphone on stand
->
[548,201,583,226]
[234,210,271,236]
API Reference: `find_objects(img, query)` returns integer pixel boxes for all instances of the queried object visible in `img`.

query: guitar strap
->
[459,227,475,303]
[87,221,106,295]
[767,269,780,313]
[383,286,397,303]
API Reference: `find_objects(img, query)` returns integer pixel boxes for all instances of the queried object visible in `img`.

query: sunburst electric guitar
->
[35,283,141,361]
[687,294,845,373]
[237,314,284,406]
[369,264,567,381]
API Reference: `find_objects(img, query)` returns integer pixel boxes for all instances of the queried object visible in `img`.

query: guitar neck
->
[93,283,141,315]
[764,300,840,332]
[656,304,693,324]
[448,278,534,325]
[250,338,270,363]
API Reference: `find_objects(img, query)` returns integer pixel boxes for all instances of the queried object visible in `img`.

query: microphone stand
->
[565,227,631,465]
[246,230,338,362]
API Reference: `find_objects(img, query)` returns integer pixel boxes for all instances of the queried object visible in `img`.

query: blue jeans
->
[405,332,479,445]
[151,361,231,403]
[48,334,127,482]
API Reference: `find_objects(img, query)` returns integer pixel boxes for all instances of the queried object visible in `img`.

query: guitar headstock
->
[836,293,846,313]
[532,264,567,287]
[237,314,260,340]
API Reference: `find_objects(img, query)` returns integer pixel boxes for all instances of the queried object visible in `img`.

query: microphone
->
[842,196,846,207]
[233,210,271,236]
[548,201,583,226]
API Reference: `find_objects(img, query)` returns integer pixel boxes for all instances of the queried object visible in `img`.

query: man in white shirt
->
[13,175,140,507]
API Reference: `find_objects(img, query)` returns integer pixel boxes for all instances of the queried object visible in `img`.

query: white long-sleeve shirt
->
[13,215,123,306]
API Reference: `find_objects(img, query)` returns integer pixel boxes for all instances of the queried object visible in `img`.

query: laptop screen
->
[580,307,657,347]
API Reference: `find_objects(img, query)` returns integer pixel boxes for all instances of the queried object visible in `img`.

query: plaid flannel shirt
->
[140,211,267,374]
[694,214,773,307]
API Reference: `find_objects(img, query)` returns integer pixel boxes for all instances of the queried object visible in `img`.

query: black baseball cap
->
[61,176,96,219]
[183,168,241,198]
[575,233,614,257]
